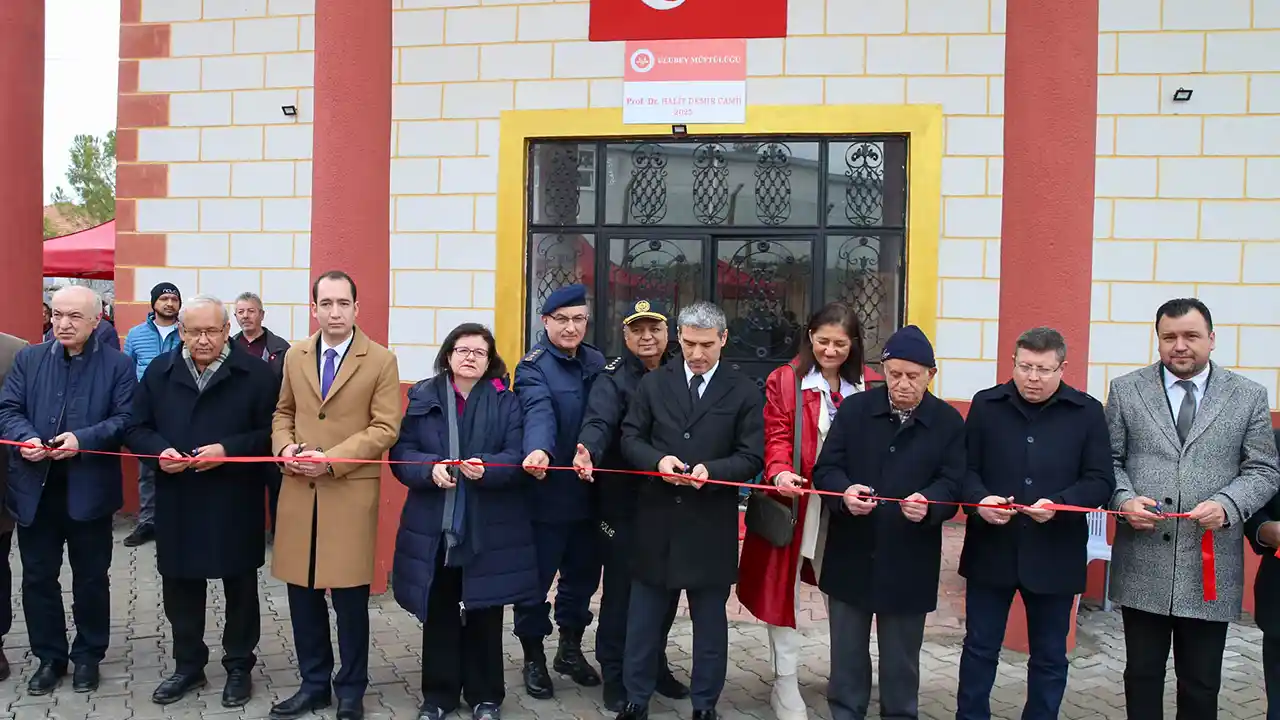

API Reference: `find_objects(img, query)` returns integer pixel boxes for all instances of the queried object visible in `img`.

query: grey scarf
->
[183,344,231,391]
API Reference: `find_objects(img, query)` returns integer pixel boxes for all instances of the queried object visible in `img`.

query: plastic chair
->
[1086,512,1113,611]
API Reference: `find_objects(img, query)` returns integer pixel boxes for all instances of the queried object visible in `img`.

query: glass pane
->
[527,233,596,349]
[823,234,905,364]
[715,238,812,363]
[530,142,596,226]
[603,237,705,356]
[603,141,822,227]
[825,139,907,228]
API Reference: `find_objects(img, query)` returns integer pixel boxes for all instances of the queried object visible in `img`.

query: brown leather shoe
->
[0,648,9,682]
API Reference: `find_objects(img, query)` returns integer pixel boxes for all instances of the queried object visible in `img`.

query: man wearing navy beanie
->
[813,325,966,720]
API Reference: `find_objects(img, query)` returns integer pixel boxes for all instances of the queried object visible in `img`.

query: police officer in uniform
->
[514,284,607,699]
[573,300,690,712]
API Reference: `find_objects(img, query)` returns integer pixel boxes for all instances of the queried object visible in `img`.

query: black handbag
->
[744,367,803,548]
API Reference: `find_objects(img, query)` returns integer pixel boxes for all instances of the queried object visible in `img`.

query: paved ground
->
[0,521,1268,719]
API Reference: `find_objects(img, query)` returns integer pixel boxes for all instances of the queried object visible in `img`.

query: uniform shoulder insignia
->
[603,356,623,373]
[521,347,544,364]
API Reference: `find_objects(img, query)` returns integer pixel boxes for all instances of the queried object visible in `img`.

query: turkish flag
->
[589,0,788,41]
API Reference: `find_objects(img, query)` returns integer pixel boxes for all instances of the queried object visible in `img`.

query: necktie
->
[1175,379,1197,444]
[321,348,338,399]
[688,373,704,405]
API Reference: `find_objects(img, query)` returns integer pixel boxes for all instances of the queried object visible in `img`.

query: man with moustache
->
[813,325,965,720]
[614,301,764,720]
[573,300,689,712]
[513,283,607,699]
[232,291,291,535]
[1107,298,1279,720]
[0,286,136,695]
[270,271,402,720]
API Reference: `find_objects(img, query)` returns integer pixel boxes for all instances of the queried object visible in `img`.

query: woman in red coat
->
[737,302,866,720]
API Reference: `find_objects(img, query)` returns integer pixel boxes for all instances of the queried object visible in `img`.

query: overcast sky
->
[44,0,120,204]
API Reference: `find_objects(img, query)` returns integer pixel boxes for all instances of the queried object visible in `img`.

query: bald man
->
[0,286,136,695]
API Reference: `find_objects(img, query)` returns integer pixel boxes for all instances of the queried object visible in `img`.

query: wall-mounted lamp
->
[1172,87,1193,102]
[281,105,298,117]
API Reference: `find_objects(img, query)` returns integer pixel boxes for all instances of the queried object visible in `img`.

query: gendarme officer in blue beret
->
[513,283,607,700]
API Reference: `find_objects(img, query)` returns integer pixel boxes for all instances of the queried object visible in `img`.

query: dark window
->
[527,136,908,388]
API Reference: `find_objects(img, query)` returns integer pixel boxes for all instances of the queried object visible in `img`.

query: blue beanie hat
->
[880,325,935,368]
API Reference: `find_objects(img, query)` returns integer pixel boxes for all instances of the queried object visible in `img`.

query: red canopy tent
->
[43,220,114,280]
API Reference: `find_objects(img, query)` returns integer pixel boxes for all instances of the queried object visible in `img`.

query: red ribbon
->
[0,438,1220,601]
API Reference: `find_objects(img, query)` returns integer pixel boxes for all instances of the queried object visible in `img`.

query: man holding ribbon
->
[1106,297,1279,720]
[812,325,965,720]
[955,327,1114,719]
[270,270,402,720]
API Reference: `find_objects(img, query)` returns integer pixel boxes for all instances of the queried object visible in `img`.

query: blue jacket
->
[122,313,181,381]
[389,375,538,622]
[513,339,605,524]
[44,319,120,352]
[0,338,137,526]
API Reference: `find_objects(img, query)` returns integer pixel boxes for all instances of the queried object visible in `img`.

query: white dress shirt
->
[684,361,720,398]
[1163,363,1210,416]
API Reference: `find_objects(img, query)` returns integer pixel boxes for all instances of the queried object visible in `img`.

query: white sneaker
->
[769,675,809,720]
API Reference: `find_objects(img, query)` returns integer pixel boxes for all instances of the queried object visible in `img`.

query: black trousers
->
[596,523,678,687]
[513,520,601,640]
[1264,633,1280,720]
[625,581,728,712]
[162,571,260,675]
[1121,606,1229,720]
[422,546,504,711]
[828,598,927,720]
[289,583,371,701]
[0,531,12,643]
[17,477,112,667]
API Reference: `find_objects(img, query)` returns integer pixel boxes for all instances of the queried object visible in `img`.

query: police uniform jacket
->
[620,361,764,590]
[578,351,654,529]
[514,339,605,524]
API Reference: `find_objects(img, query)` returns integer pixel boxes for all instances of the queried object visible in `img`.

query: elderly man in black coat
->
[125,294,278,709]
[614,301,764,720]
[954,327,1115,720]
[813,325,965,720]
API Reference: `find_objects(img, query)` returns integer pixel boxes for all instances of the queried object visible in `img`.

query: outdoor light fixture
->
[1172,87,1193,102]
[671,124,688,136]
[281,105,298,117]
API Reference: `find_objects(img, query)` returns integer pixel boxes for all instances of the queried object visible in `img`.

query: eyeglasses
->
[453,347,489,359]
[182,327,225,340]
[1014,363,1061,378]
[550,314,589,326]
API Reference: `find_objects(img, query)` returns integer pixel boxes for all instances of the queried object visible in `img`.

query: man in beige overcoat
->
[0,331,29,682]
[268,271,401,720]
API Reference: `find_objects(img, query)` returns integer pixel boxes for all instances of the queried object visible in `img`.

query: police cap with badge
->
[622,299,667,325]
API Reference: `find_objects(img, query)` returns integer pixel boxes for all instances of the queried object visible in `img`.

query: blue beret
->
[541,284,588,316]
[880,325,935,369]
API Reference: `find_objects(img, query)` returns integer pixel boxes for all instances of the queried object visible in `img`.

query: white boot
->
[767,625,809,720]
[770,673,809,720]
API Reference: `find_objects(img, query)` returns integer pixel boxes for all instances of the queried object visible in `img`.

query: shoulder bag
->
[744,367,803,548]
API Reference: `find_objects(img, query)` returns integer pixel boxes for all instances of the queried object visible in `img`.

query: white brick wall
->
[127,0,1280,388]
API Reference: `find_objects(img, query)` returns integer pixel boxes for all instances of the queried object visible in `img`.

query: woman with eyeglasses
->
[389,323,537,720]
[736,302,867,720]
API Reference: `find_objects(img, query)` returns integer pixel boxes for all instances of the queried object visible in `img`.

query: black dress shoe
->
[602,679,626,713]
[269,689,332,719]
[72,664,100,693]
[151,671,206,704]
[221,669,252,707]
[552,627,601,687]
[655,667,689,700]
[27,662,65,695]
[691,710,718,720]
[336,697,364,720]
[615,702,649,720]
[123,523,155,547]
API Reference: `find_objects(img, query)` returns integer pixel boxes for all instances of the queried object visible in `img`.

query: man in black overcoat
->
[1245,430,1280,720]
[812,325,965,720]
[614,300,764,720]
[125,295,278,709]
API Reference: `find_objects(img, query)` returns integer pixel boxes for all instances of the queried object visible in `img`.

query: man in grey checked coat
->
[1106,297,1280,720]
